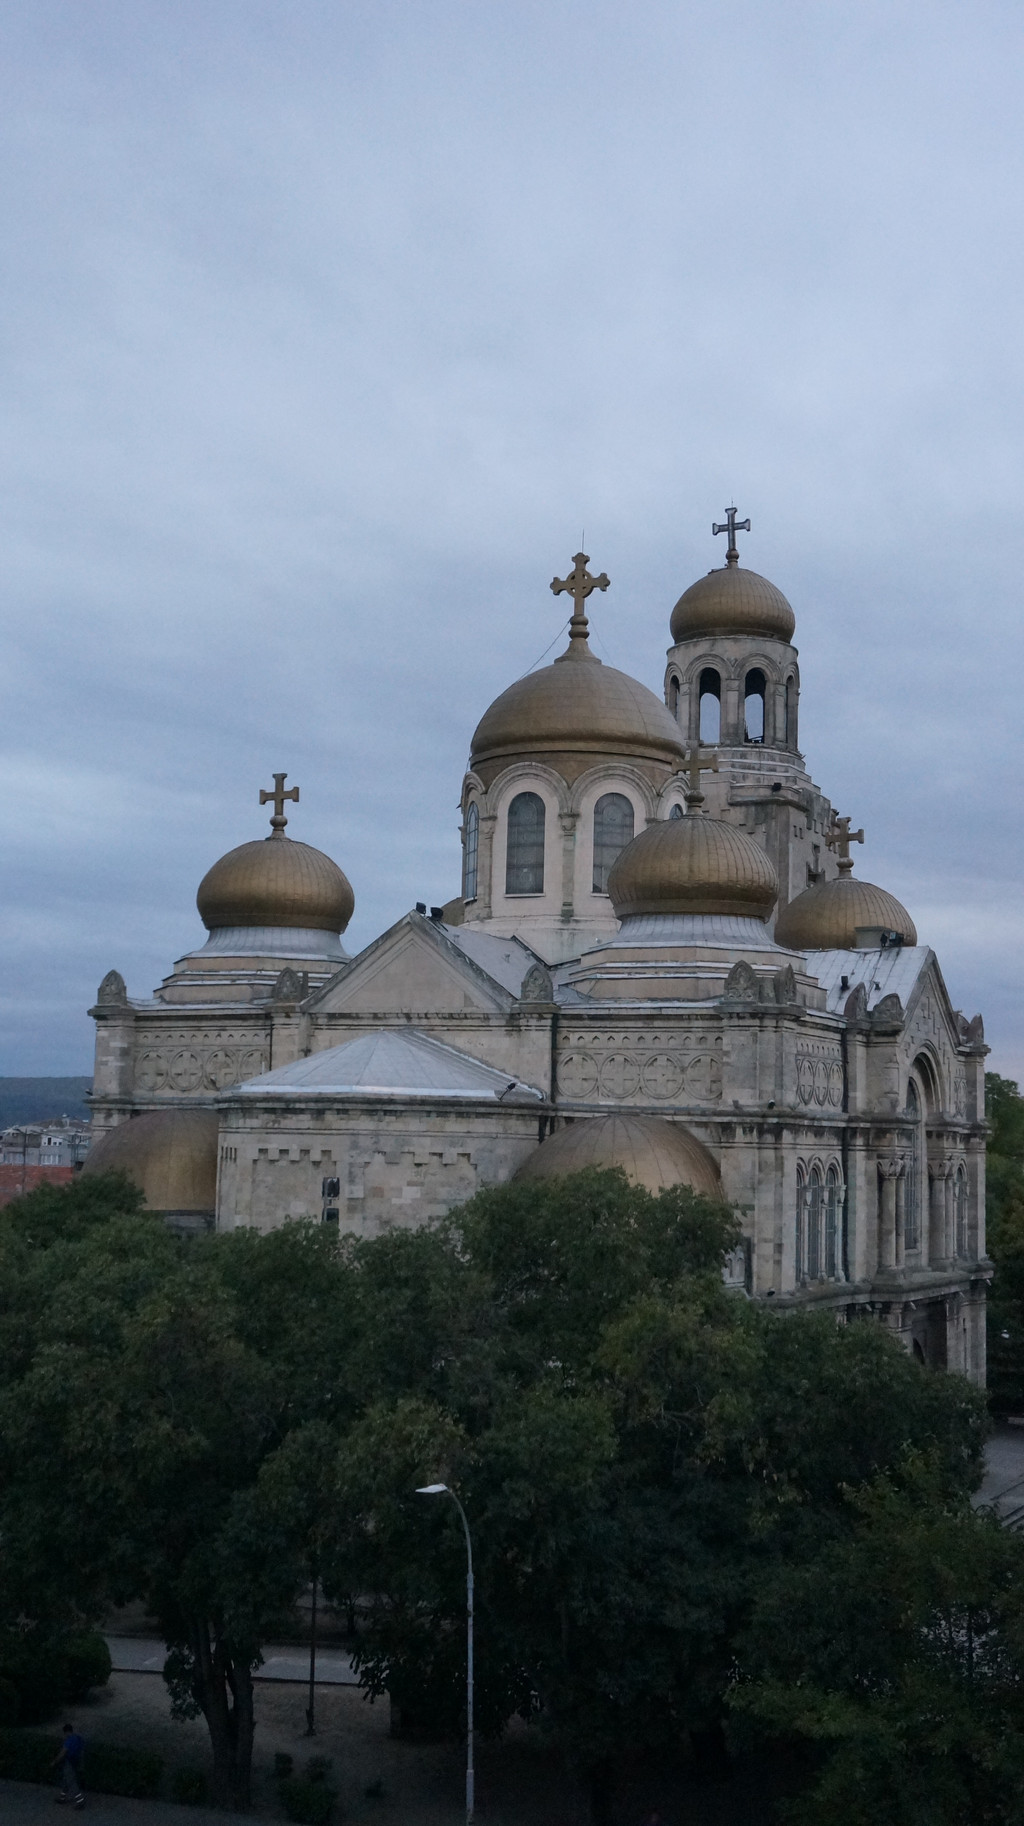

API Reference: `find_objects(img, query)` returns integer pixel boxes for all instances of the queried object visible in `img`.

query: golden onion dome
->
[514,1111,721,1197]
[197,835,354,934]
[774,872,917,950]
[83,1108,219,1214]
[670,563,796,644]
[607,812,778,921]
[470,644,684,777]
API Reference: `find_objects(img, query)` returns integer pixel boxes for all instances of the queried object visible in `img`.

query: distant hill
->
[0,1078,92,1127]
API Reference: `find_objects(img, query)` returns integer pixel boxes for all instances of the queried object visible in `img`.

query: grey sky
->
[2,0,1023,1077]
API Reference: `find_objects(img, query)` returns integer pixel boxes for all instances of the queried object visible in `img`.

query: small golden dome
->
[670,564,796,643]
[607,813,778,920]
[514,1111,721,1197]
[83,1108,219,1214]
[774,873,917,950]
[197,836,354,934]
[471,645,684,777]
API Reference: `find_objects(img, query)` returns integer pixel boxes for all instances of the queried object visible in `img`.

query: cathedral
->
[84,517,990,1381]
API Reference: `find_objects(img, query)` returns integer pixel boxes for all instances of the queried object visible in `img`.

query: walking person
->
[52,1722,85,1808]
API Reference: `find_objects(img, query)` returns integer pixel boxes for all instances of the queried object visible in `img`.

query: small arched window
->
[669,803,684,820]
[955,1166,969,1257]
[668,676,680,718]
[699,668,721,743]
[825,1164,843,1279]
[806,1166,824,1279]
[505,792,546,895]
[463,802,479,902]
[592,793,634,893]
[905,1081,923,1251]
[795,1165,807,1280]
[744,668,766,744]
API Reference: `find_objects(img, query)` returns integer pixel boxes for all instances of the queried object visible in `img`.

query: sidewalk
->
[0,1779,232,1825]
[105,1637,358,1686]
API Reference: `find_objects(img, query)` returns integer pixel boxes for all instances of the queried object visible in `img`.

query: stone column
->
[559,811,579,923]
[477,813,498,918]
[928,1159,951,1265]
[894,1162,906,1268]
[878,1159,899,1270]
[944,1170,956,1259]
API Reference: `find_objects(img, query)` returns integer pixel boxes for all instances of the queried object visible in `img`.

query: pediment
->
[307,915,514,1017]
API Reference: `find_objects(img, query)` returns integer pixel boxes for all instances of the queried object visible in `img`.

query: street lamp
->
[416,1482,474,1825]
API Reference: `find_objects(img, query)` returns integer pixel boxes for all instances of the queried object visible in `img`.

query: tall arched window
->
[825,1164,843,1279]
[668,676,680,718]
[463,802,479,902]
[592,793,634,893]
[905,1081,923,1251]
[505,792,545,895]
[955,1166,969,1257]
[795,1165,807,1281]
[806,1166,824,1279]
[744,668,766,743]
[699,668,721,743]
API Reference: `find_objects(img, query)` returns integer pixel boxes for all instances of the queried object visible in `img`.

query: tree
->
[0,1177,352,1809]
[984,1072,1024,1410]
[731,1457,1024,1824]
[315,1171,988,1819]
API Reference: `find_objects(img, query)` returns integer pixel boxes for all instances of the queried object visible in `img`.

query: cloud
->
[1,0,1022,1074]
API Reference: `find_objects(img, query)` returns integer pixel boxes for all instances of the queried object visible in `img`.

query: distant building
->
[0,1118,92,1207]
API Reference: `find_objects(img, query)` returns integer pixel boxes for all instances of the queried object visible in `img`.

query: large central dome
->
[470,639,685,785]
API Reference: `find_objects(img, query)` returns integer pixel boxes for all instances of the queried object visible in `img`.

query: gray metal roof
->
[440,925,541,996]
[812,946,930,1015]
[231,1027,542,1101]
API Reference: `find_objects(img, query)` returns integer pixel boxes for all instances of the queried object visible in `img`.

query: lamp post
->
[416,1483,474,1825]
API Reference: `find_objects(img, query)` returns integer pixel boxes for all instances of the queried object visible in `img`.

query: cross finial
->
[679,746,719,811]
[259,772,299,837]
[551,551,610,650]
[826,812,864,874]
[712,505,751,567]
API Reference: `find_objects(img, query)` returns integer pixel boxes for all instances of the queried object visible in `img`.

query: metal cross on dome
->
[826,812,864,872]
[679,746,719,810]
[713,505,751,566]
[551,551,610,644]
[260,772,299,836]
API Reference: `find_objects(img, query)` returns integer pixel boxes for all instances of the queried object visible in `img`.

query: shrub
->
[280,1774,336,1823]
[274,1751,295,1778]
[78,1742,163,1799]
[170,1766,209,1804]
[62,1633,112,1703]
[0,1731,162,1798]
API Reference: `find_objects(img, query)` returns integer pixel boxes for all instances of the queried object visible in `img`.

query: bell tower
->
[664,512,836,911]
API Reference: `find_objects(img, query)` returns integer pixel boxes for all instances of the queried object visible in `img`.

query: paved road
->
[976,1422,1024,1527]
[105,1636,358,1686]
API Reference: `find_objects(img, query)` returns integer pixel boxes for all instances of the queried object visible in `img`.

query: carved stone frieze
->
[133,1038,269,1095]
[796,1044,844,1108]
[556,1029,723,1104]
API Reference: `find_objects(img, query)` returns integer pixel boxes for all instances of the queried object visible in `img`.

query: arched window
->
[795,1165,807,1281]
[669,803,684,820]
[592,793,634,893]
[955,1166,969,1257]
[463,802,479,902]
[698,668,721,743]
[505,792,545,895]
[905,1081,923,1252]
[668,676,680,718]
[806,1166,824,1279]
[744,668,766,744]
[784,675,797,748]
[825,1164,843,1278]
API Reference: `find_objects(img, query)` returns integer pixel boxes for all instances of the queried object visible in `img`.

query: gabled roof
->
[304,911,544,1017]
[230,1028,542,1102]
[813,946,931,1016]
